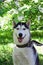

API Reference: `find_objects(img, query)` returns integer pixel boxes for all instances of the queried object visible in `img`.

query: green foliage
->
[0,29,13,44]
[31,30,43,38]
[0,0,43,30]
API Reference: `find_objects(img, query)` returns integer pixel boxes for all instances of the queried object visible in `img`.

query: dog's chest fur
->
[13,46,36,65]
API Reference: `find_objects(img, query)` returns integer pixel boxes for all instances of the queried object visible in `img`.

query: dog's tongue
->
[18,38,23,42]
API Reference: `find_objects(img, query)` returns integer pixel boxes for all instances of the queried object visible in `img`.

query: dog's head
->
[13,21,30,45]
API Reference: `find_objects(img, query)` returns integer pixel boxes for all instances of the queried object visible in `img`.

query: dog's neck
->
[16,40,32,48]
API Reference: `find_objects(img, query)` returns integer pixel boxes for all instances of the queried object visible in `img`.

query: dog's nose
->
[19,33,23,37]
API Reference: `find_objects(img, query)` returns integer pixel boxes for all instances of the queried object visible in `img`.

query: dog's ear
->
[13,21,16,28]
[26,20,31,28]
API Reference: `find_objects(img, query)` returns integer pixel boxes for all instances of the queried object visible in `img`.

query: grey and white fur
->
[12,21,42,65]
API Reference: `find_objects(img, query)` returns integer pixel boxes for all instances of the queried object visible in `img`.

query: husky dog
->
[13,21,42,65]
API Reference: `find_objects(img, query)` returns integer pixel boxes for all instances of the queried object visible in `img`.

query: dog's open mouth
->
[18,37,23,42]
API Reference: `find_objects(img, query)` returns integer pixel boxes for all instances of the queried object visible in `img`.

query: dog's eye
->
[23,28,26,30]
[16,28,19,30]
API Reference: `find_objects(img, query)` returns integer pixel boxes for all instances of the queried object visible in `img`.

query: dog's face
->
[13,22,30,45]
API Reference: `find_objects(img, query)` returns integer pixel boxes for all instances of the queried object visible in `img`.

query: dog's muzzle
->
[17,33,26,43]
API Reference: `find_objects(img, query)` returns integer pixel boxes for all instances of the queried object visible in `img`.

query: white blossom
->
[38,5,43,13]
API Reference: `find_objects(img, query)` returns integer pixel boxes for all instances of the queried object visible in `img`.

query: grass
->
[0,29,13,65]
[34,46,43,65]
[0,29,43,65]
[0,44,13,65]
[39,54,43,65]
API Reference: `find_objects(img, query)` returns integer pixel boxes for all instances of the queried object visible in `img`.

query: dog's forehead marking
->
[14,22,29,29]
[17,25,20,28]
[21,25,25,28]
[17,25,25,28]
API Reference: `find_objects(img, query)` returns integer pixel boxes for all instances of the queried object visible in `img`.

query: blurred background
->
[0,0,43,65]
